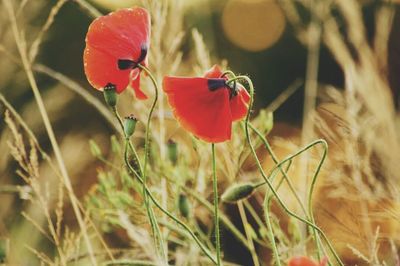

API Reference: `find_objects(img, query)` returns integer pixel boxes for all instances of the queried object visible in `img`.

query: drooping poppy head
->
[83,7,150,99]
[163,65,250,143]
[288,256,328,266]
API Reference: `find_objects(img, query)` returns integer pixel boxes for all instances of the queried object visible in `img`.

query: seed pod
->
[124,114,138,138]
[178,194,190,218]
[103,83,117,107]
[167,140,178,165]
[221,183,255,203]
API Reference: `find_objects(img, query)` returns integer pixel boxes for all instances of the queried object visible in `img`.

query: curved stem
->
[123,141,217,264]
[264,196,281,266]
[220,70,236,79]
[308,139,328,258]
[137,64,166,261]
[112,100,164,260]
[211,144,222,265]
[248,123,308,216]
[138,64,158,179]
[264,160,292,266]
[111,106,124,133]
[229,75,343,266]
[249,122,324,257]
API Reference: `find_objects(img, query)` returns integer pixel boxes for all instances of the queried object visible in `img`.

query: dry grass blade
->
[2,0,97,264]
[21,212,54,244]
[25,245,53,265]
[29,0,67,63]
[266,79,303,113]
[34,64,119,133]
[73,0,102,18]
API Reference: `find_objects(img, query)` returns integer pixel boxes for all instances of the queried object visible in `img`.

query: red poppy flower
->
[163,65,250,143]
[83,7,150,99]
[288,256,328,266]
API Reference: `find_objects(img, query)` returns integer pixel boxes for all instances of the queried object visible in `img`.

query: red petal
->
[163,77,232,143]
[319,257,328,266]
[130,70,148,100]
[83,45,129,93]
[288,256,319,266]
[230,84,250,121]
[204,64,223,78]
[86,7,150,60]
[84,7,150,94]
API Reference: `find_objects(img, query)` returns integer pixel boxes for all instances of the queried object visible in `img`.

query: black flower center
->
[208,78,239,99]
[118,44,148,70]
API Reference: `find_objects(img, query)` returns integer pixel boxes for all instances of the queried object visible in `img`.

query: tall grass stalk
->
[2,0,97,264]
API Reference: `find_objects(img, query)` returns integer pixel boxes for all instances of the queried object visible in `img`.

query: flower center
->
[118,44,148,70]
[207,78,239,99]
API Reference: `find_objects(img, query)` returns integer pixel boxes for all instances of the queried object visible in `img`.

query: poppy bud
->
[167,140,178,165]
[178,194,190,218]
[124,115,138,138]
[103,83,117,107]
[221,183,255,203]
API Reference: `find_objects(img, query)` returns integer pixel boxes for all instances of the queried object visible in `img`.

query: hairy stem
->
[123,141,217,264]
[227,75,343,266]
[211,144,222,265]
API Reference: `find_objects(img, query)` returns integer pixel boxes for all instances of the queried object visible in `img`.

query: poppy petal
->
[130,69,148,100]
[204,64,224,79]
[86,7,150,60]
[84,7,150,95]
[163,77,232,143]
[84,44,130,93]
[288,256,319,266]
[230,84,251,121]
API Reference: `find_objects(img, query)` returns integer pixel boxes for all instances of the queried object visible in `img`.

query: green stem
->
[211,144,222,265]
[248,122,324,256]
[123,141,217,264]
[308,140,328,258]
[112,103,164,260]
[138,64,166,261]
[264,160,292,266]
[228,75,343,266]
[138,64,158,179]
[111,106,124,133]
[179,182,250,251]
[248,123,308,216]
[264,195,281,266]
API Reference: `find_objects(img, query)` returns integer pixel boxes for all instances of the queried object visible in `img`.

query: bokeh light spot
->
[222,0,286,52]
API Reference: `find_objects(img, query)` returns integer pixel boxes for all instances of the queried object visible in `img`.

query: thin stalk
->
[3,1,97,264]
[179,183,250,251]
[123,139,165,263]
[264,160,292,266]
[111,106,143,176]
[137,64,166,262]
[248,122,324,255]
[227,75,343,266]
[123,142,217,264]
[248,123,308,216]
[237,202,259,266]
[264,195,280,266]
[211,144,222,265]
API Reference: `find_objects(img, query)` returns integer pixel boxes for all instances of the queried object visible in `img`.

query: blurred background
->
[1,0,400,265]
